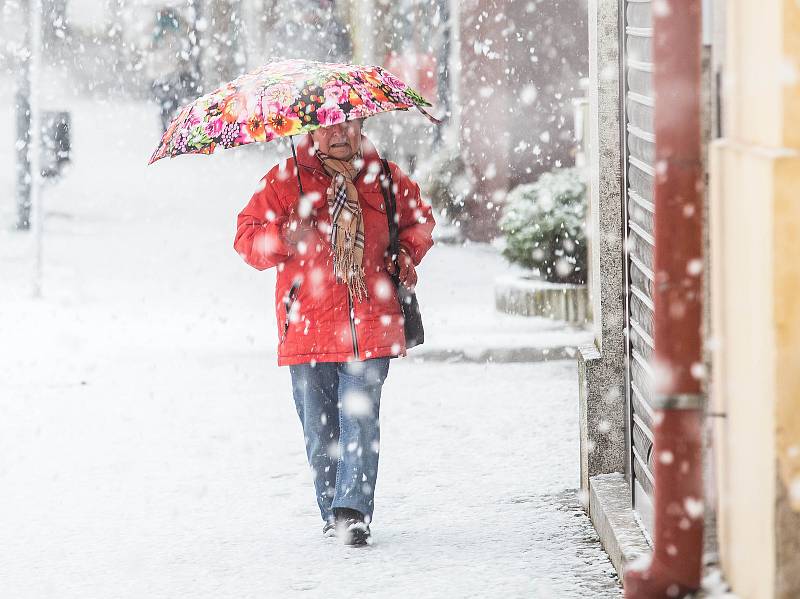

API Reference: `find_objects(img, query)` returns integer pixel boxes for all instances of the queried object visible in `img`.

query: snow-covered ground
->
[0,358,622,598]
[0,87,619,597]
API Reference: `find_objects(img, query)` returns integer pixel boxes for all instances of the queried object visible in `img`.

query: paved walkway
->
[0,93,620,598]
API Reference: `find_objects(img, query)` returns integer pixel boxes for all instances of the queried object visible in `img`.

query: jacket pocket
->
[365,271,402,319]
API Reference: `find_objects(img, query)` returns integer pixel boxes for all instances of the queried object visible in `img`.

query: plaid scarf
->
[318,151,367,301]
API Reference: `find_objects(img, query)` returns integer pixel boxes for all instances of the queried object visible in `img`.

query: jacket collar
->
[293,133,383,181]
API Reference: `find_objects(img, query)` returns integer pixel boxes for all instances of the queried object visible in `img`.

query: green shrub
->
[500,167,587,284]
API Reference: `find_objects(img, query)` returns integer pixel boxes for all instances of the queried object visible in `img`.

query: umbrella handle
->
[289,135,305,197]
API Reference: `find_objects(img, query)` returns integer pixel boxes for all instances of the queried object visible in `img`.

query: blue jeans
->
[289,358,390,524]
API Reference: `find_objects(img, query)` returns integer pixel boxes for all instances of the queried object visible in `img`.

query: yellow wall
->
[784,0,800,150]
[711,142,778,599]
[711,0,800,597]
[775,1,800,515]
[774,155,800,511]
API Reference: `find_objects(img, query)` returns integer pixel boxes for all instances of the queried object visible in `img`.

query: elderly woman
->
[233,118,434,545]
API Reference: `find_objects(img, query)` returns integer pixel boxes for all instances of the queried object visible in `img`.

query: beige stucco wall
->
[711,0,800,597]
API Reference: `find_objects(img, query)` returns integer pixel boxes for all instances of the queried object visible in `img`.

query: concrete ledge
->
[410,345,578,363]
[589,472,651,579]
[588,473,732,596]
[578,342,626,491]
[495,275,591,324]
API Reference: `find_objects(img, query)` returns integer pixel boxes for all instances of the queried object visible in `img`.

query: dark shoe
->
[340,518,371,546]
[322,519,337,538]
[334,508,371,546]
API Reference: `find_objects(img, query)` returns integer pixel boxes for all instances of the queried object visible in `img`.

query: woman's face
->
[311,119,363,160]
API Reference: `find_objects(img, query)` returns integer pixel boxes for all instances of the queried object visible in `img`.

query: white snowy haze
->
[0,1,628,597]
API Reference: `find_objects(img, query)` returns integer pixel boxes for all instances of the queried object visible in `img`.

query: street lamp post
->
[28,0,44,297]
[433,0,451,148]
[14,0,35,232]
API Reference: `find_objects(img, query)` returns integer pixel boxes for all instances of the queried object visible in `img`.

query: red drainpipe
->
[624,1,705,597]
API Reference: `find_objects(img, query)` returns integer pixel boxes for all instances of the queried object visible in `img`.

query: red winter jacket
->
[234,134,435,366]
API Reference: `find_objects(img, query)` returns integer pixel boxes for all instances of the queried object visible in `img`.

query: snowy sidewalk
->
[1,357,621,598]
[0,93,618,597]
[412,243,592,363]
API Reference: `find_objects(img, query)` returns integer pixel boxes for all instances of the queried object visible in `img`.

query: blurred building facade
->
[579,0,800,596]
[454,0,588,240]
[1,0,588,241]
[347,0,589,241]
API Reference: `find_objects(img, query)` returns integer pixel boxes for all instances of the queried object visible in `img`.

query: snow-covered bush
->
[418,145,475,237]
[500,167,587,284]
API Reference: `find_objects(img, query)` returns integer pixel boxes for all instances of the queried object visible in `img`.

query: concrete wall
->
[575,2,655,582]
[710,0,800,596]
[577,0,626,494]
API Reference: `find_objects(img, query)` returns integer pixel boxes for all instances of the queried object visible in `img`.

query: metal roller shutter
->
[622,0,656,536]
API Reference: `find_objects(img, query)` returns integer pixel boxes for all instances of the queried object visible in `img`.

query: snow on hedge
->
[500,167,587,284]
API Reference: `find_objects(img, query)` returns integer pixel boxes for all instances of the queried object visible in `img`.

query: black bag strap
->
[379,158,400,262]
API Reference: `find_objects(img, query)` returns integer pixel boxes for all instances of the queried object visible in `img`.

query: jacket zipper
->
[347,291,359,359]
[305,160,363,358]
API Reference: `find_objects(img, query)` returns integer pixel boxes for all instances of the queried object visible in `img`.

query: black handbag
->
[379,159,425,349]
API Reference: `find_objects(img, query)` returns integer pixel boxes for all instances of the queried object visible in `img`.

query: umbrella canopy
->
[148,58,436,164]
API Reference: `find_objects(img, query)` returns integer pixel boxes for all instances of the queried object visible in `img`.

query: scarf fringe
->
[320,151,368,302]
[333,239,368,302]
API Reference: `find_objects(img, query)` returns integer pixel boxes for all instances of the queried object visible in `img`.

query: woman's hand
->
[280,213,317,247]
[384,247,417,289]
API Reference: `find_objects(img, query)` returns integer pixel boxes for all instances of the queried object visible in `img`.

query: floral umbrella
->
[148,58,437,165]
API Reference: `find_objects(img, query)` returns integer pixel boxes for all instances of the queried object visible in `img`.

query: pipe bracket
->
[653,393,705,410]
